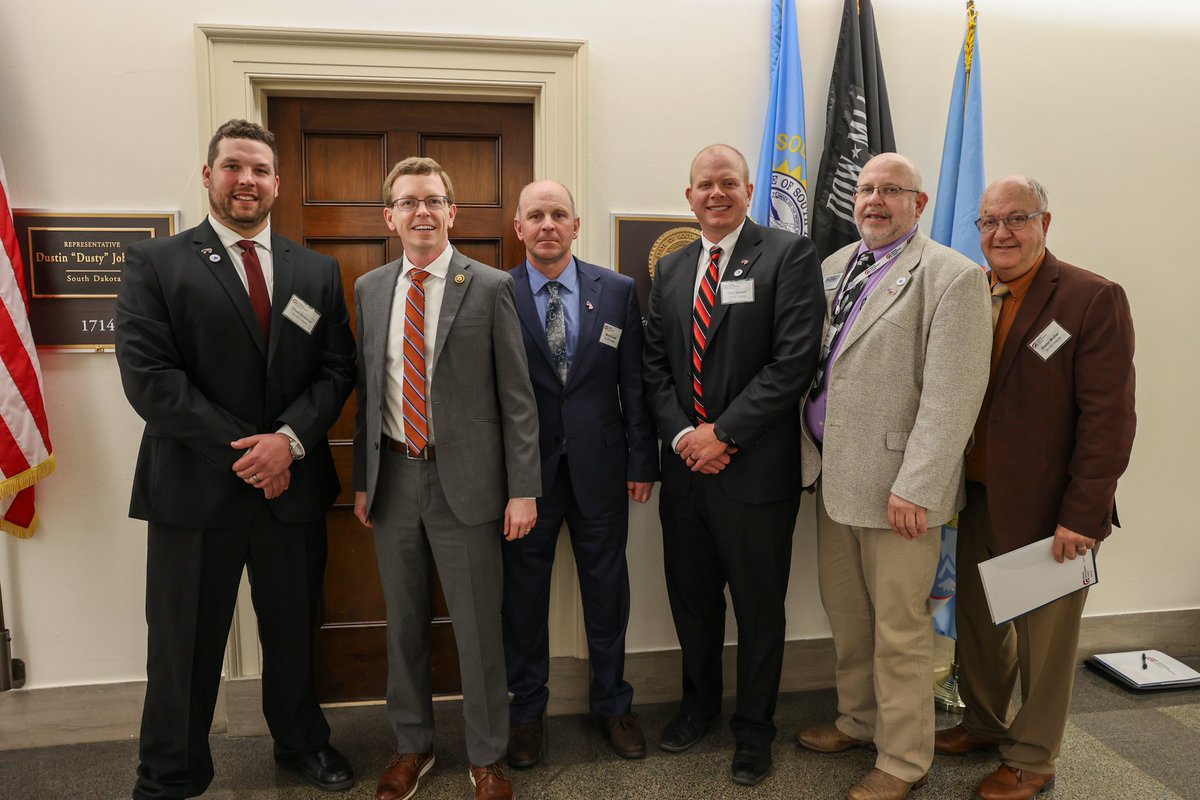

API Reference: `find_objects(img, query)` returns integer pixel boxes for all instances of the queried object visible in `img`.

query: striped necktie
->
[402,269,431,457]
[691,245,721,422]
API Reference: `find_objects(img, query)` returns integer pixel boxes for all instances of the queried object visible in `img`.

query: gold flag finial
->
[964,1,979,76]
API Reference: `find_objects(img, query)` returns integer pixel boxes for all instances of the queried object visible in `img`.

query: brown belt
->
[385,437,435,461]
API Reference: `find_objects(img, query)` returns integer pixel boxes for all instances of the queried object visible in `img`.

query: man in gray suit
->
[794,153,991,800]
[353,157,540,800]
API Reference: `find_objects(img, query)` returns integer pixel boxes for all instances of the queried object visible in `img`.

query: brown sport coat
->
[980,250,1136,552]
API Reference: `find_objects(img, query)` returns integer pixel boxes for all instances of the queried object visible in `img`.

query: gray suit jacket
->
[801,230,992,529]
[353,248,541,526]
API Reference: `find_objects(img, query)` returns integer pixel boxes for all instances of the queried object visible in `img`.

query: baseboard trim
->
[3,608,1197,750]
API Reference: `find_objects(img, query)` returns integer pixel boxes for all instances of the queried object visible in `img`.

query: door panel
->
[269,95,534,702]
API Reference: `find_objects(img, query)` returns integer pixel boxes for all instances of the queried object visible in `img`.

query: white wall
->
[1,0,1197,689]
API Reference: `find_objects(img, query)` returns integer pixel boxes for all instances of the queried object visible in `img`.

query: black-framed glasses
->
[852,185,920,199]
[389,196,450,212]
[975,211,1046,233]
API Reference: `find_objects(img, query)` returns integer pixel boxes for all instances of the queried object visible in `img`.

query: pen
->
[1142,652,1148,670]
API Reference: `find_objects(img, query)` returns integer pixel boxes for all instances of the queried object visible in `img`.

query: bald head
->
[980,176,1048,213]
[689,144,751,186]
[516,179,578,220]
[862,152,923,192]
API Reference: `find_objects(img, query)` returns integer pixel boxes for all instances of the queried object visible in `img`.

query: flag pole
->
[0,578,27,691]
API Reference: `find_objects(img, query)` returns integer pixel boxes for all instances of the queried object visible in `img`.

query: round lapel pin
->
[896,277,907,287]
[733,269,744,277]
[209,254,221,262]
[454,274,465,284]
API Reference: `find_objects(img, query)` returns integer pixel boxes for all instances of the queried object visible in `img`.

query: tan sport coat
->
[801,230,992,529]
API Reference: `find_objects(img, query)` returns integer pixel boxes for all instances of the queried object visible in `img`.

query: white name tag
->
[823,272,843,291]
[599,322,622,349]
[283,294,320,334]
[720,279,755,305]
[1027,320,1071,361]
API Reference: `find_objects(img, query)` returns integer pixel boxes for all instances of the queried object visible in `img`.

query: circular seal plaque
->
[647,227,702,281]
[770,172,809,237]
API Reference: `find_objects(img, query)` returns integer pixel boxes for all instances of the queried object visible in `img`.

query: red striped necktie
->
[691,245,721,422]
[402,269,431,457]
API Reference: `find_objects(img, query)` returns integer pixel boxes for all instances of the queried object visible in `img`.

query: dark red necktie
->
[691,245,721,422]
[236,239,271,339]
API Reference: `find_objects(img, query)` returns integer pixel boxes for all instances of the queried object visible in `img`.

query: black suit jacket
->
[511,259,658,518]
[642,219,825,504]
[116,219,356,528]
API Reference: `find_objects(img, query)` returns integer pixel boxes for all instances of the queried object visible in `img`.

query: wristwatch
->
[281,433,304,460]
[713,424,736,446]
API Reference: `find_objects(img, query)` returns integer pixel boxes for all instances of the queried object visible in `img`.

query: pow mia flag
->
[811,0,896,260]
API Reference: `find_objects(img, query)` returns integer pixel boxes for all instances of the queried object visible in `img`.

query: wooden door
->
[268,96,534,702]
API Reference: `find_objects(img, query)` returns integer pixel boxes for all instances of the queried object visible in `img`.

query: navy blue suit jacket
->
[511,259,658,518]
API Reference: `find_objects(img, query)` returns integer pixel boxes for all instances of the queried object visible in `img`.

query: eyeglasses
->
[852,185,921,199]
[975,211,1046,233]
[389,196,450,212]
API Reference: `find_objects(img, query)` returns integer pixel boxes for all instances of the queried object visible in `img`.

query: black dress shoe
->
[275,743,355,791]
[731,741,772,786]
[659,713,719,753]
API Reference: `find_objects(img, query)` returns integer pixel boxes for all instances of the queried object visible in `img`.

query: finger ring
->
[252,473,260,483]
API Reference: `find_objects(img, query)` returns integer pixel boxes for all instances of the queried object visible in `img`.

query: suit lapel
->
[569,260,603,386]
[431,250,471,377]
[837,233,925,356]
[369,260,402,394]
[513,262,558,373]
[198,220,267,358]
[993,251,1059,391]
[267,235,294,366]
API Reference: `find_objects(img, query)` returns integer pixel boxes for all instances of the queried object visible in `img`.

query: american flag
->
[0,153,54,537]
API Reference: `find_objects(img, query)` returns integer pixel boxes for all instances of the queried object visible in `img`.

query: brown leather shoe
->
[601,711,647,759]
[469,761,515,800]
[846,768,929,800]
[506,719,543,768]
[935,724,998,755]
[973,764,1055,800]
[375,751,435,800]
[795,722,872,753]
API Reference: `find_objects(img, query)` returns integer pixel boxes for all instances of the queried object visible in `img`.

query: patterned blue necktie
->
[545,281,568,383]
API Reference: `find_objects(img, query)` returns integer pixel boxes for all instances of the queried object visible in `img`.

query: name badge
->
[599,322,622,349]
[283,294,321,334]
[720,279,755,305]
[823,272,843,291]
[1027,319,1071,361]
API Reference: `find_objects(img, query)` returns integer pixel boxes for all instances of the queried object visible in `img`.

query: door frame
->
[195,24,590,680]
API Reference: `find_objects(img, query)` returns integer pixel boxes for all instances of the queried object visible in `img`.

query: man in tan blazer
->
[934,177,1135,800]
[794,153,991,800]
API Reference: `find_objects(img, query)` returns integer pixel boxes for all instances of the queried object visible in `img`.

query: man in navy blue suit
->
[503,180,658,768]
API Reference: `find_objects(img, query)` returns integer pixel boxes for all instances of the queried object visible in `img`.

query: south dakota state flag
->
[751,0,809,236]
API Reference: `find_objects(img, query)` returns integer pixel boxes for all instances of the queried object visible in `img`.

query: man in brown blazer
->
[794,153,992,800]
[934,176,1136,800]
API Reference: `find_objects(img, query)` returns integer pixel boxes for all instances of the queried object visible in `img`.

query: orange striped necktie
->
[402,269,431,456]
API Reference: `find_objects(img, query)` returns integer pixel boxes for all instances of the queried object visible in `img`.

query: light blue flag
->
[930,2,985,266]
[930,3,984,640]
[751,0,809,236]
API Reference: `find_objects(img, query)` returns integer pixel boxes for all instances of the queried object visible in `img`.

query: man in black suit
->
[503,180,658,767]
[116,119,356,799]
[642,144,825,786]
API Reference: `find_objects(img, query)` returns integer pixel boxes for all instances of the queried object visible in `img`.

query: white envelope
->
[977,537,1098,624]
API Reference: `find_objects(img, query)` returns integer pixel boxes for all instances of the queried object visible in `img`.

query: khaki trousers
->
[956,481,1087,774]
[816,488,941,783]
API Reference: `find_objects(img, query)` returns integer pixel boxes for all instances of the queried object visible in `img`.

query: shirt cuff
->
[277,425,305,459]
[670,426,695,452]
